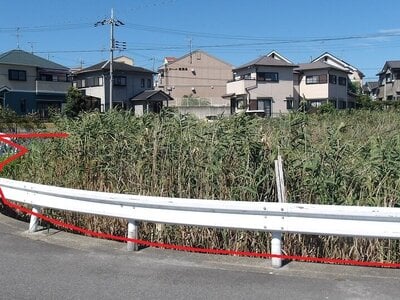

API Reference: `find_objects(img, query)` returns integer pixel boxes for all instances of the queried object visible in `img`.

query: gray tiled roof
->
[76,60,155,74]
[363,81,379,92]
[234,55,298,71]
[0,49,68,70]
[130,89,173,101]
[387,61,400,69]
[295,61,349,73]
[377,60,400,75]
[367,81,379,89]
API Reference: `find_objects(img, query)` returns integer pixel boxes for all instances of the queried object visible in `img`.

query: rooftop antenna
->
[79,58,85,69]
[187,37,192,64]
[28,42,37,53]
[16,27,21,49]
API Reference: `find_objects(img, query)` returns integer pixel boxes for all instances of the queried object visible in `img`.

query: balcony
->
[36,80,71,94]
[226,79,256,95]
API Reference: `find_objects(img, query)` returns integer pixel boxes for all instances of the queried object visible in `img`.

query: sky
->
[2,0,400,81]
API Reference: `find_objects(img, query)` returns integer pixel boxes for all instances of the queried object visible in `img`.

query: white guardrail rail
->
[1,177,400,268]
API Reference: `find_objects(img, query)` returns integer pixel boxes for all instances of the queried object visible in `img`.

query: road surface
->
[0,212,399,299]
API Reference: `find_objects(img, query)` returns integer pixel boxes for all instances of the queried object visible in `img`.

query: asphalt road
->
[1,212,399,300]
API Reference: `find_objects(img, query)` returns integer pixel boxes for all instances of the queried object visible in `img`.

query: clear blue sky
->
[2,0,400,81]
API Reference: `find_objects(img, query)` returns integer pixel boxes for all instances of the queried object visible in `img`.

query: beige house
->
[294,61,353,109]
[312,52,364,87]
[224,52,298,116]
[156,50,233,109]
[376,61,400,101]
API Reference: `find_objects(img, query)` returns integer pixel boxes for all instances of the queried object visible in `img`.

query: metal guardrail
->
[1,177,400,268]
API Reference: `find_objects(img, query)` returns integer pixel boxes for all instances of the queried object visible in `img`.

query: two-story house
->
[294,61,352,109]
[0,49,71,117]
[376,61,400,101]
[156,50,233,117]
[73,56,158,112]
[312,52,364,87]
[362,81,379,100]
[224,51,298,116]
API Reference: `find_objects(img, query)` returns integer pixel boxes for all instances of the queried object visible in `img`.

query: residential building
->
[156,50,233,109]
[224,51,297,116]
[294,61,352,109]
[130,89,174,115]
[73,56,156,111]
[312,52,364,87]
[0,49,71,117]
[376,61,400,101]
[362,81,379,100]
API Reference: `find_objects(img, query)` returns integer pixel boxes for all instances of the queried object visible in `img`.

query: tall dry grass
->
[3,109,400,262]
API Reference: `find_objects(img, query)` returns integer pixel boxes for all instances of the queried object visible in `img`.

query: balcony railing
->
[36,80,71,94]
[226,79,256,95]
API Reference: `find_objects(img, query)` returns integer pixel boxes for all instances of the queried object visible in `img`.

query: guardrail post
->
[271,231,282,268]
[29,206,41,233]
[127,219,138,251]
[272,155,286,268]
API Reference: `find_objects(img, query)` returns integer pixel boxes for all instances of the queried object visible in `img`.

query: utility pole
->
[95,8,124,112]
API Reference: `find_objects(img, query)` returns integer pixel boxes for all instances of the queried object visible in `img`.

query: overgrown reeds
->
[3,109,400,262]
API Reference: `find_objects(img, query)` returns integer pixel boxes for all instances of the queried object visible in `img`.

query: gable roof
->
[162,50,233,68]
[75,60,155,75]
[266,50,293,64]
[377,60,400,75]
[0,49,68,70]
[362,81,379,93]
[234,55,298,71]
[312,52,364,78]
[295,61,350,73]
[130,89,174,101]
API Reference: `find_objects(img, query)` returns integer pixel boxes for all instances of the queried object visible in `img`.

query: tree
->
[64,87,87,118]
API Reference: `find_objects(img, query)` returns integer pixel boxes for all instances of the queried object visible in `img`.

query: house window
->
[147,79,152,88]
[385,73,393,83]
[257,72,279,82]
[236,97,246,109]
[40,74,53,81]
[140,78,145,88]
[114,76,127,86]
[86,77,95,87]
[95,76,103,86]
[329,74,337,84]
[257,98,272,116]
[338,77,347,86]
[387,95,393,100]
[306,74,327,84]
[9,69,27,81]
